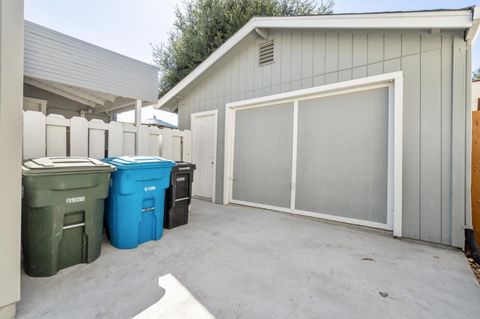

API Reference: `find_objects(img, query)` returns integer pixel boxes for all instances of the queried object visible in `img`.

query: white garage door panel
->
[232,102,294,208]
[296,87,389,223]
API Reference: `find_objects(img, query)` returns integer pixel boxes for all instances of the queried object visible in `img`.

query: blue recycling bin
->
[102,156,175,249]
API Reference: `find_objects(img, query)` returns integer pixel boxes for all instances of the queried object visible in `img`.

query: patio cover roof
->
[24,21,159,114]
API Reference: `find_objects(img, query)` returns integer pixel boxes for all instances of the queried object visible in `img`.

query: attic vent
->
[259,40,274,66]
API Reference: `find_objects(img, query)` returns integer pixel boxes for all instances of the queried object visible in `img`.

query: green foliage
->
[474,67,480,81]
[153,0,334,97]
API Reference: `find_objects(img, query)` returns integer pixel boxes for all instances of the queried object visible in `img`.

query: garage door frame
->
[223,72,404,237]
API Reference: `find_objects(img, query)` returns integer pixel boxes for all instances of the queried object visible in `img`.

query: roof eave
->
[156,8,476,111]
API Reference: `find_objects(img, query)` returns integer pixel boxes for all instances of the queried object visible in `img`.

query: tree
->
[153,0,334,97]
[474,67,480,81]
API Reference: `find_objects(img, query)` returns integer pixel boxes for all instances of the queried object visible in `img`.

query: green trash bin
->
[22,157,115,277]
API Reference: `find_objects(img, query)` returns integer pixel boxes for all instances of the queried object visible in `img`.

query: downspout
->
[465,231,480,263]
[465,6,480,263]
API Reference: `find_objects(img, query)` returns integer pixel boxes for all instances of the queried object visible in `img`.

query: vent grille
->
[259,40,274,66]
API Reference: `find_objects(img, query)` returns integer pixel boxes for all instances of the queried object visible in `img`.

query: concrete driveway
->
[18,199,480,318]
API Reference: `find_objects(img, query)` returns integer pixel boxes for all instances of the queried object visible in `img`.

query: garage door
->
[295,88,389,224]
[232,102,293,209]
[227,83,396,231]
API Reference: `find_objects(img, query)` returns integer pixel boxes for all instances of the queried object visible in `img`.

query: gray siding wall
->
[24,21,159,102]
[176,29,469,247]
[24,84,109,121]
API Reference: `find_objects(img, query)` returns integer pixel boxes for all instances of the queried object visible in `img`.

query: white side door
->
[191,110,217,200]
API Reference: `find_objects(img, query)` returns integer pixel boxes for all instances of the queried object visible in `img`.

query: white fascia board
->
[157,19,256,110]
[253,11,472,29]
[157,9,473,110]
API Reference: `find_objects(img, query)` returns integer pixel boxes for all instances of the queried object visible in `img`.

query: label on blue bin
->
[144,186,156,192]
[66,196,85,204]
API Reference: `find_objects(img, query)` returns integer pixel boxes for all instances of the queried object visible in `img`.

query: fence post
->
[122,123,136,156]
[148,126,161,156]
[134,99,143,155]
[136,125,150,156]
[23,111,46,160]
[88,119,108,159]
[183,130,192,162]
[70,116,88,156]
[46,114,69,157]
[161,128,173,160]
[108,121,123,157]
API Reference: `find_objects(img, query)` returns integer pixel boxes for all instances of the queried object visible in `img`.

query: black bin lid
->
[173,161,196,172]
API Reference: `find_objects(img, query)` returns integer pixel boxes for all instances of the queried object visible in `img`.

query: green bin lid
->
[22,157,116,176]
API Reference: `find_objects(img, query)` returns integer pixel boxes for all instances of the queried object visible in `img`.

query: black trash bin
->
[164,161,196,229]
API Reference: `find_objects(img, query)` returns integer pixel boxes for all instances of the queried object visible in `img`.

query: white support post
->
[0,0,24,313]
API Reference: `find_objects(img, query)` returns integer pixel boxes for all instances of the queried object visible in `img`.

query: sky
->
[25,0,480,124]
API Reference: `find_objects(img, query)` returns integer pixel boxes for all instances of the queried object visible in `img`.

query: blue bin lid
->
[102,156,175,170]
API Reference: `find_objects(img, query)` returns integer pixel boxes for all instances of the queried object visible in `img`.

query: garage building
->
[157,8,480,248]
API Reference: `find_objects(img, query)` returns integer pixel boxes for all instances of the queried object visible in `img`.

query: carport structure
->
[23,21,159,122]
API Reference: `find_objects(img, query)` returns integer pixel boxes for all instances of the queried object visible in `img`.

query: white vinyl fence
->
[23,111,191,161]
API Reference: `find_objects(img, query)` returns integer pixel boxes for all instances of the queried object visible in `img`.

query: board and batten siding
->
[24,21,159,102]
[176,29,469,247]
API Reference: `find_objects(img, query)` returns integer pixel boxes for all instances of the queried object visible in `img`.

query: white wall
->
[0,0,23,316]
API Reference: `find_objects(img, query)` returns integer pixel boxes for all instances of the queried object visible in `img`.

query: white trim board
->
[224,72,404,237]
[157,8,478,111]
[232,198,393,231]
[191,110,218,203]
